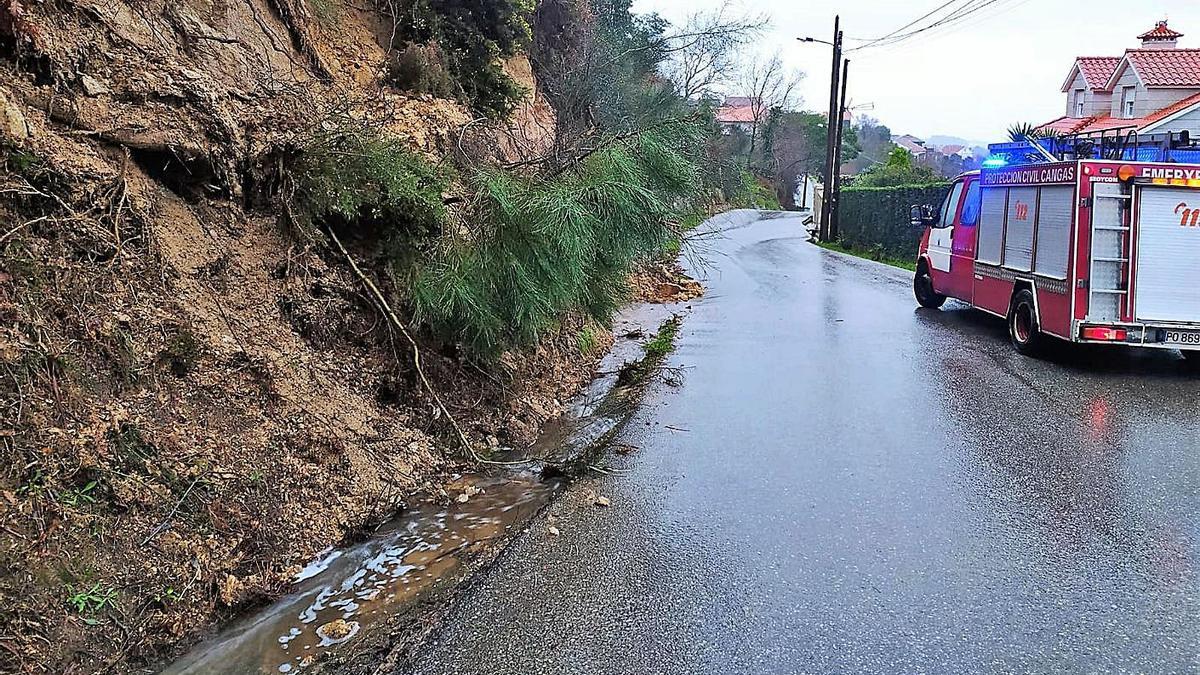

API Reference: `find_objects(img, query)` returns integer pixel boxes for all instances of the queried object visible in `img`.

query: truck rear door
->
[1134,186,1200,324]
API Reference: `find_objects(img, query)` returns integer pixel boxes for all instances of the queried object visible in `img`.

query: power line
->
[849,0,970,50]
[855,0,1029,58]
[848,0,1014,53]
[852,0,998,51]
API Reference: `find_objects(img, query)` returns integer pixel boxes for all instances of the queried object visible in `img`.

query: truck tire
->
[1008,289,1043,356]
[914,264,946,309]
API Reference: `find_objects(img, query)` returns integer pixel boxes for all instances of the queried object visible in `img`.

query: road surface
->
[404,210,1200,674]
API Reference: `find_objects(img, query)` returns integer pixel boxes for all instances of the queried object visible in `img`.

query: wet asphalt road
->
[405,210,1200,674]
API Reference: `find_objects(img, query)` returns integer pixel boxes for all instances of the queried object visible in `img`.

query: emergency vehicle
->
[912,129,1200,359]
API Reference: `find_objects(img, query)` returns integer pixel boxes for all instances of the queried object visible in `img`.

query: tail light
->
[1081,326,1128,341]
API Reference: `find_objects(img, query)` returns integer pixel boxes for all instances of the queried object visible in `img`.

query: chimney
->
[1139,20,1183,50]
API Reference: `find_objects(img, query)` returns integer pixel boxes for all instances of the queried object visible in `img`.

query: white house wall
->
[1109,65,1143,118]
[1143,104,1200,135]
[1065,71,1086,116]
[1143,88,1200,117]
[1064,71,1113,117]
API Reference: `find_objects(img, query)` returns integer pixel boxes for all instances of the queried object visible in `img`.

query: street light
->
[797,37,835,46]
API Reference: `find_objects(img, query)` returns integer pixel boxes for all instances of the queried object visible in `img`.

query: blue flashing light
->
[981,155,1008,168]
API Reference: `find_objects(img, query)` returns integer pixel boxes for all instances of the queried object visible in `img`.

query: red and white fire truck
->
[912,130,1200,359]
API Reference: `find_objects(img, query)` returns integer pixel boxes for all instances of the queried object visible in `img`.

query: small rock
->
[79,75,110,97]
[0,88,27,139]
[548,525,560,536]
[217,574,244,606]
[594,495,611,508]
[315,618,358,644]
[656,282,683,299]
[455,492,470,503]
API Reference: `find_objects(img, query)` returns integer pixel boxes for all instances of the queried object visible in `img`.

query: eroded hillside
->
[0,1,606,672]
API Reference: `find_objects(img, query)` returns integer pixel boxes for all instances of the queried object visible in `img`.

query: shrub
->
[727,170,779,210]
[410,124,701,357]
[287,127,449,255]
[386,43,455,99]
[852,147,940,188]
[379,0,531,118]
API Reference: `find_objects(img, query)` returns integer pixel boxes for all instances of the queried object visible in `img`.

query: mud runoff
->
[161,303,685,674]
[163,474,557,675]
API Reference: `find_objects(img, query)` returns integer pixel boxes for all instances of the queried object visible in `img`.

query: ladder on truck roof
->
[988,129,1200,166]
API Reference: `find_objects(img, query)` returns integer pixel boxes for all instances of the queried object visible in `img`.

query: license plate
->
[1165,330,1200,346]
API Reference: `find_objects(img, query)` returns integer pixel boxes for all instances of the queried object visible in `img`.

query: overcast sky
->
[632,0,1200,144]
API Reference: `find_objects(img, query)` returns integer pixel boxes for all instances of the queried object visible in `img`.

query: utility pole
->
[830,58,850,241]
[820,17,843,242]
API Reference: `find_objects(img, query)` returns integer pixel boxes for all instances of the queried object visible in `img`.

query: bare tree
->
[740,53,803,167]
[521,0,767,174]
[661,3,767,100]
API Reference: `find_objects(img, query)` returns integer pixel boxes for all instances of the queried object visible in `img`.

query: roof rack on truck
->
[987,128,1200,167]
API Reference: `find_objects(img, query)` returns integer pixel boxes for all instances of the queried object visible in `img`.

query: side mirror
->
[910,204,939,229]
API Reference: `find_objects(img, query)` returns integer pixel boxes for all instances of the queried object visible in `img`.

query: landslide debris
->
[0,1,596,673]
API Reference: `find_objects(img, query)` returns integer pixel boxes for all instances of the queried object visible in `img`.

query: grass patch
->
[56,480,100,508]
[162,325,200,377]
[106,422,158,475]
[152,586,180,608]
[643,317,680,361]
[814,239,917,272]
[309,0,339,26]
[67,583,117,615]
[576,325,600,355]
[617,315,682,386]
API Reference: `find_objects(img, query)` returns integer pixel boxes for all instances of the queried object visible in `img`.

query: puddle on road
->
[163,474,559,675]
[163,303,685,674]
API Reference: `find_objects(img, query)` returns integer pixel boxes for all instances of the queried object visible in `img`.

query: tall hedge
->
[837,183,951,261]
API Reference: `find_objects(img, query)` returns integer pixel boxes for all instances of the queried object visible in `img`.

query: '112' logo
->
[1014,202,1030,221]
[1177,202,1200,227]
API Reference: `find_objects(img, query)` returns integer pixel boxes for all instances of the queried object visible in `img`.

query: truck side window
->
[959,181,981,226]
[940,182,964,228]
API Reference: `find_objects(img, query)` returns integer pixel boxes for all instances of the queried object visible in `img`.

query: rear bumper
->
[1073,319,1200,350]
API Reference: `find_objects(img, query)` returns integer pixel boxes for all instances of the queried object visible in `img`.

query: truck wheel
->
[914,264,946,309]
[1008,289,1043,356]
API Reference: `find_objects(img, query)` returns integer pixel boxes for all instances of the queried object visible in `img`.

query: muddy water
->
[163,474,559,674]
[162,304,682,674]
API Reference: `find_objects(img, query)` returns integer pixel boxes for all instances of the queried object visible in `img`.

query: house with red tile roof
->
[936,144,974,160]
[892,134,930,159]
[715,96,760,134]
[1040,21,1200,137]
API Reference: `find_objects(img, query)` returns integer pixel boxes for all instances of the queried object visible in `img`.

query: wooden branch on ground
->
[325,227,482,461]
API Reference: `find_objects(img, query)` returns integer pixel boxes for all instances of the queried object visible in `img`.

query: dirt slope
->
[0,2,593,673]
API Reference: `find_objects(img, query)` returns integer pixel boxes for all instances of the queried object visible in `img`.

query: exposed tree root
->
[265,0,333,82]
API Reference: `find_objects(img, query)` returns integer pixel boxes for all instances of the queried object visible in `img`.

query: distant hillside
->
[927,134,989,150]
